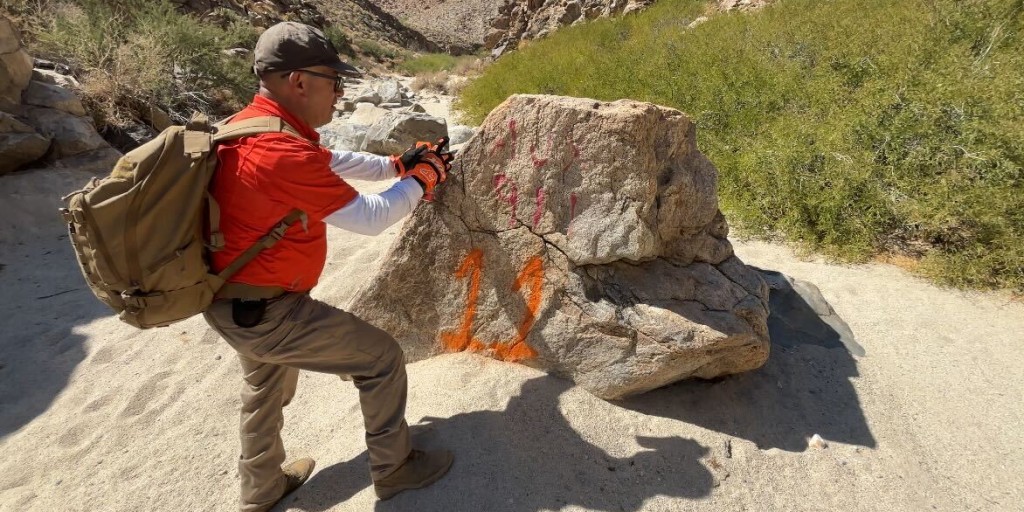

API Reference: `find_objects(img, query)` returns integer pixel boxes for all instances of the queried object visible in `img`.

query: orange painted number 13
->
[440,249,543,362]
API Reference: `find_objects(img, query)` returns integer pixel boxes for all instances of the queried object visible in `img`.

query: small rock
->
[32,68,80,89]
[379,102,402,109]
[215,354,222,360]
[809,434,829,449]
[32,58,71,75]
[688,16,710,29]
[376,79,404,104]
[352,91,382,105]
[448,125,477,146]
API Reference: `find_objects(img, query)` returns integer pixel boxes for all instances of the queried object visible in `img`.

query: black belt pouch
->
[231,299,267,328]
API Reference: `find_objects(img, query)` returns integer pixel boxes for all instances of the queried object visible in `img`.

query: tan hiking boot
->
[253,458,315,512]
[374,449,454,500]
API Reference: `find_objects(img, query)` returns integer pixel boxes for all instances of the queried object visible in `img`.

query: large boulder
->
[350,95,770,399]
[348,103,390,126]
[0,17,33,112]
[21,80,86,116]
[23,107,108,158]
[52,145,122,175]
[361,111,448,156]
[0,16,20,53]
[0,112,50,174]
[318,120,370,152]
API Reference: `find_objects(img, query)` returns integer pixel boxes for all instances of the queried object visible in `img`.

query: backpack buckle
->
[206,232,225,252]
[120,290,167,309]
[121,291,145,309]
[59,208,84,224]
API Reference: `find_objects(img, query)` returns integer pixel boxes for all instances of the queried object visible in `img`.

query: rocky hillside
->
[367,0,773,55]
[170,0,439,53]
[374,0,656,55]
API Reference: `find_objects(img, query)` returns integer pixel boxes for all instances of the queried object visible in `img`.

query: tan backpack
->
[60,114,306,329]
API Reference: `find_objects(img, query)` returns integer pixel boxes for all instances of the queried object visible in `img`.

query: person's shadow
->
[292,375,715,512]
[285,267,873,511]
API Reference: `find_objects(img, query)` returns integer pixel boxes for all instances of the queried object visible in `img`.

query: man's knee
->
[376,334,406,372]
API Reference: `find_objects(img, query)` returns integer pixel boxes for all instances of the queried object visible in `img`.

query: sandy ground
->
[1,111,1022,511]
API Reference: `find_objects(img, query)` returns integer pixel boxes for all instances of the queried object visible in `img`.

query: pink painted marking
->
[532,188,546,229]
[568,193,579,236]
[507,183,519,227]
[530,142,549,169]
[494,174,519,227]
[490,137,506,156]
[508,119,518,154]
[490,118,519,157]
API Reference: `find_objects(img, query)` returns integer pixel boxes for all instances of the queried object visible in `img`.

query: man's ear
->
[288,71,307,96]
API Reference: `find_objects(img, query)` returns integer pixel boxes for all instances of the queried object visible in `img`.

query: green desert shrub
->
[458,0,1024,291]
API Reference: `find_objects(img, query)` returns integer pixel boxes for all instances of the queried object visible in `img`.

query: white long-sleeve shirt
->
[323,150,423,235]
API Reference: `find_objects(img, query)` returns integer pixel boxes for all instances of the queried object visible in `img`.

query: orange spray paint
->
[440,249,484,352]
[491,256,543,361]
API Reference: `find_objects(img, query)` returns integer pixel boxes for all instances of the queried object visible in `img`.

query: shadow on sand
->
[0,193,110,438]
[619,268,874,452]
[284,262,873,512]
[292,374,714,512]
[287,268,872,511]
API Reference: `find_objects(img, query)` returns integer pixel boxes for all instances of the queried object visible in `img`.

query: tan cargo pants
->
[204,292,412,512]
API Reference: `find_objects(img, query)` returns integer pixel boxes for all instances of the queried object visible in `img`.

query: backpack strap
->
[205,191,225,252]
[215,208,308,283]
[212,116,303,142]
[207,115,309,295]
[204,115,305,254]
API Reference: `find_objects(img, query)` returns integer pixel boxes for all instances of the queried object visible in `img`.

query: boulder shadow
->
[289,376,715,512]
[618,268,875,452]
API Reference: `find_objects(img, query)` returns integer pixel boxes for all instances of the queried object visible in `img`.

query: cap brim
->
[327,60,363,78]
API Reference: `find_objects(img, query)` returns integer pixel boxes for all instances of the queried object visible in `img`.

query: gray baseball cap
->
[253,22,361,77]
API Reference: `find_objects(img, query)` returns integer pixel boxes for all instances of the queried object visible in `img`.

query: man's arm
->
[328,150,397,181]
[324,179,423,235]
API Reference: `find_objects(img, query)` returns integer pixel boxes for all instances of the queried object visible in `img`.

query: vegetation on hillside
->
[457,0,1024,292]
[3,0,261,127]
[0,0,410,130]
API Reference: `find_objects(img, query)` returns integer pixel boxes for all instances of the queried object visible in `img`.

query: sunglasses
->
[284,69,345,93]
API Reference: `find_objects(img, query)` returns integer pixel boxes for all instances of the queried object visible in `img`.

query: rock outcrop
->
[0,16,119,175]
[350,94,770,399]
[0,17,33,113]
[374,0,655,55]
[488,0,654,54]
[168,0,327,29]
